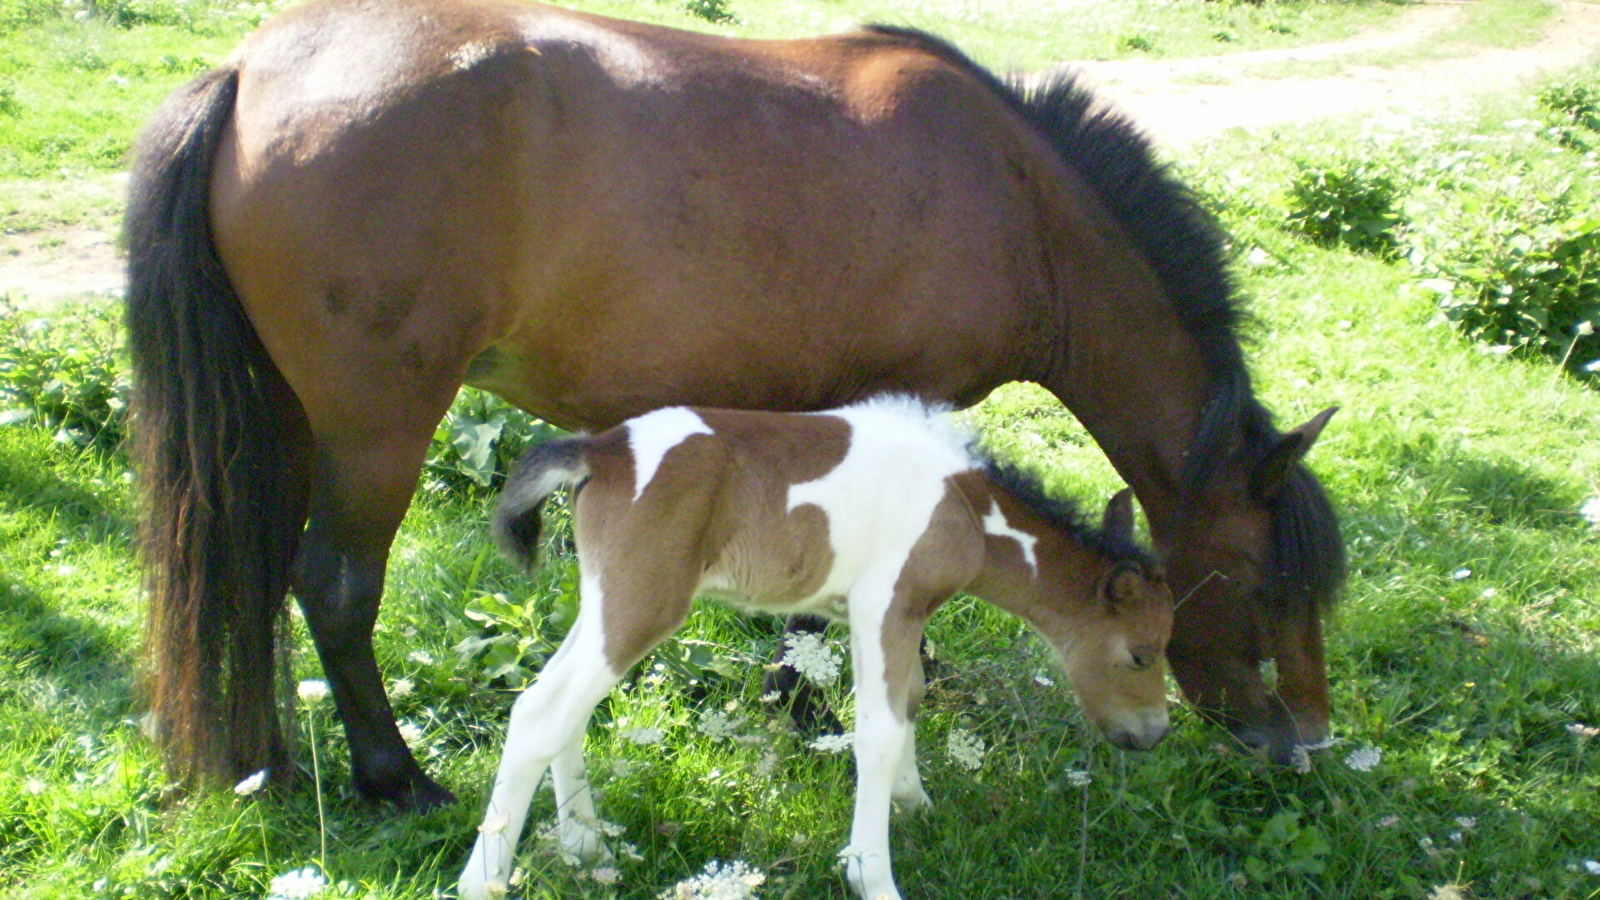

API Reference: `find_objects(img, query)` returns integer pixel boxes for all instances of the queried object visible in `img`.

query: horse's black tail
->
[493,437,590,571]
[125,64,310,786]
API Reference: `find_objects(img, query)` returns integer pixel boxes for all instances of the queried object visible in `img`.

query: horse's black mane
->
[974,453,1152,569]
[865,25,1344,617]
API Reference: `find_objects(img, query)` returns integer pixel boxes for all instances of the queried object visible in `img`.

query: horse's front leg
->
[764,614,845,734]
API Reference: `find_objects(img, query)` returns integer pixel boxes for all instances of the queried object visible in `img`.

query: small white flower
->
[397,722,425,746]
[620,726,665,745]
[233,769,268,796]
[758,691,781,703]
[388,677,414,699]
[1246,247,1272,267]
[755,750,780,776]
[1451,567,1472,581]
[24,777,47,795]
[1580,497,1600,529]
[1568,723,1600,738]
[946,728,986,772]
[296,680,329,703]
[1455,816,1476,830]
[1427,885,1466,900]
[1344,746,1382,772]
[1290,745,1313,774]
[781,632,843,687]
[267,866,327,900]
[591,866,622,885]
[1376,815,1400,828]
[1032,671,1055,687]
[407,650,435,665]
[1064,768,1092,788]
[808,733,853,753]
[1583,859,1600,876]
[657,859,766,900]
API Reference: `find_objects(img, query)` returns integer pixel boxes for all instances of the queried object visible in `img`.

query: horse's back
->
[209,0,1061,434]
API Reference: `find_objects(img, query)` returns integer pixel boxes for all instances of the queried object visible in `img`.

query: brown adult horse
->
[125,0,1342,808]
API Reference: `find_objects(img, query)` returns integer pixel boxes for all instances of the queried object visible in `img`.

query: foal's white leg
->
[550,729,610,862]
[891,727,931,812]
[891,655,930,812]
[459,599,621,900]
[841,577,911,900]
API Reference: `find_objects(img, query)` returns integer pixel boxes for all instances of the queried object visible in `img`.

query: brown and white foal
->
[460,396,1173,900]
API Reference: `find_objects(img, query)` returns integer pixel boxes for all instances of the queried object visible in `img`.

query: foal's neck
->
[951,472,1110,631]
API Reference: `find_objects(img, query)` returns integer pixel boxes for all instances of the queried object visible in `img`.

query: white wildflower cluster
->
[1344,745,1382,772]
[1064,768,1092,788]
[781,632,843,687]
[1584,859,1600,876]
[945,728,986,772]
[807,733,853,754]
[388,677,414,699]
[620,726,666,746]
[696,709,748,742]
[267,867,327,900]
[657,859,766,900]
[296,680,329,703]
[1569,722,1600,739]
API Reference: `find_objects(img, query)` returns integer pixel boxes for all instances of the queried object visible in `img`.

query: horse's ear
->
[1102,487,1136,543]
[1251,406,1338,503]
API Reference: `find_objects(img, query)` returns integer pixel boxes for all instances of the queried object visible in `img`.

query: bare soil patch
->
[1068,0,1600,147]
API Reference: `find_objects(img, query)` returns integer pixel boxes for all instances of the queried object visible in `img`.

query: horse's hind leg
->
[291,426,454,809]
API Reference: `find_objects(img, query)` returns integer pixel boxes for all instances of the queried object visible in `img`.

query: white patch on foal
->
[784,398,972,900]
[626,407,713,501]
[982,498,1039,576]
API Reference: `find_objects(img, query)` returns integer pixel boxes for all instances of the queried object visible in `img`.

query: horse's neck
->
[1040,275,1223,532]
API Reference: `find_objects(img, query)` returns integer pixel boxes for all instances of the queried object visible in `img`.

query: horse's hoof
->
[357,770,457,811]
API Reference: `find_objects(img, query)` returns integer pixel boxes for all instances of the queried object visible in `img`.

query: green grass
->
[4,2,1600,899]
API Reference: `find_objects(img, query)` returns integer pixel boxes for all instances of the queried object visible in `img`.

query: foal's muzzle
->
[1106,710,1170,752]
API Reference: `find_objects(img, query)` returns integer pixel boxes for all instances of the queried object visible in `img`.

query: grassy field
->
[3,1,1600,899]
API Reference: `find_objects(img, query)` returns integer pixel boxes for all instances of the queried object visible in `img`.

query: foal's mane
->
[862,25,1344,617]
[975,454,1151,569]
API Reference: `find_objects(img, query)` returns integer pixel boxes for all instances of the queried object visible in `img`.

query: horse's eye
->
[1128,651,1152,671]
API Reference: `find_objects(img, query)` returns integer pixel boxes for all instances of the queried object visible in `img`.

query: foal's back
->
[574,399,983,617]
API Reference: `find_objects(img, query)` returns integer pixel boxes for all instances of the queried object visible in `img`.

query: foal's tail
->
[494,438,591,571]
[124,65,309,785]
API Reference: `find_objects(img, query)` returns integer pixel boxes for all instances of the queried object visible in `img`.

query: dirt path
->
[3,1,1598,309]
[1066,0,1600,147]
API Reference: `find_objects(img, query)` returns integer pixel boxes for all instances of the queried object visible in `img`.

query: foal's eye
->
[1128,652,1151,671]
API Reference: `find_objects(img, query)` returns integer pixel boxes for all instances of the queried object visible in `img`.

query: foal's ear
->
[1105,562,1149,611]
[1102,487,1136,543]
[1250,406,1339,503]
